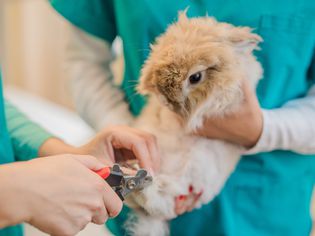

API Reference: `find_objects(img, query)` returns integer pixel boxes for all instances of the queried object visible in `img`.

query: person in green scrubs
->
[0,73,160,235]
[50,1,315,235]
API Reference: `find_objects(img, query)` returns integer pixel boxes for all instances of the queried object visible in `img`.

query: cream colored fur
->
[125,11,263,236]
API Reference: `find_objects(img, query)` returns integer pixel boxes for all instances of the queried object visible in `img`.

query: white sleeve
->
[65,26,134,130]
[246,84,315,155]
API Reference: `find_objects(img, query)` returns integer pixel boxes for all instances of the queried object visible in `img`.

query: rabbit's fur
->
[125,11,263,236]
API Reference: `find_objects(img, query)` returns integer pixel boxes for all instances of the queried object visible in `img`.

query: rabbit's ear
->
[137,66,156,95]
[227,27,262,53]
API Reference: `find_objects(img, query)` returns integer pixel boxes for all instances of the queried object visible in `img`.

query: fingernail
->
[108,211,115,218]
[178,195,186,200]
[189,185,194,193]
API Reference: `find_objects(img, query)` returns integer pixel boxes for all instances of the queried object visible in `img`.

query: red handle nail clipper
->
[95,164,152,201]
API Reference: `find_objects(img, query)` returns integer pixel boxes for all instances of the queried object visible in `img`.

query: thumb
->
[73,155,105,171]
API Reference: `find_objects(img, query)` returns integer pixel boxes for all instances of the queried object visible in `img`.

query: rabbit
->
[124,11,263,236]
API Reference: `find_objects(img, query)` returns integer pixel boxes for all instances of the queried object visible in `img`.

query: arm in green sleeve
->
[5,101,53,161]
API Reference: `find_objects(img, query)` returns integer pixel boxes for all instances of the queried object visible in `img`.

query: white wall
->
[2,0,73,108]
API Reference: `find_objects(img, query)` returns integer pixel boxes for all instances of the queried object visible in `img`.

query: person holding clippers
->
[0,73,160,235]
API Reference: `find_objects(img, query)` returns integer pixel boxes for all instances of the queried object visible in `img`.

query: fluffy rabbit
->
[125,11,263,236]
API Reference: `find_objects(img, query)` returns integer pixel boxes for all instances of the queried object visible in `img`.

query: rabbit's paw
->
[126,175,180,219]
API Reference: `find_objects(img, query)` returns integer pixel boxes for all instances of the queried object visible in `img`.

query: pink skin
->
[174,185,203,215]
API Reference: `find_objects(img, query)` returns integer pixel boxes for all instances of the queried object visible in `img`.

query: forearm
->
[0,163,30,228]
[247,85,315,154]
[67,27,134,130]
[38,138,79,157]
[5,101,86,158]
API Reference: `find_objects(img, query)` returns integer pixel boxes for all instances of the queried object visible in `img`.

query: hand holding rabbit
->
[196,81,263,148]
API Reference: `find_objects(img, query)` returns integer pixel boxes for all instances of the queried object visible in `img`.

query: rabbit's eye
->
[189,72,202,84]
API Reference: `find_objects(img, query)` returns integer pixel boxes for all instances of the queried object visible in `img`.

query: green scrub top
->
[51,1,315,235]
[0,71,52,236]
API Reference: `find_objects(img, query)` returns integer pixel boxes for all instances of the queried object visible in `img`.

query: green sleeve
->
[5,101,53,161]
[50,0,117,43]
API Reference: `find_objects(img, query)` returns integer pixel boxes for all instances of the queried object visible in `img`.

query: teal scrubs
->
[51,1,315,235]
[0,71,52,236]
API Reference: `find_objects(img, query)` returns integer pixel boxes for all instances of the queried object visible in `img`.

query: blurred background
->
[0,0,314,236]
[2,0,72,108]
